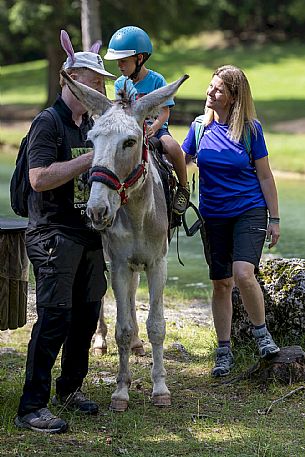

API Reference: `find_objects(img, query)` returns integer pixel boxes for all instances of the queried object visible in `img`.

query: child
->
[104,26,190,215]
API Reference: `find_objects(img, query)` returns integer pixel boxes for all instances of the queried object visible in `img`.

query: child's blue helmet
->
[104,26,153,60]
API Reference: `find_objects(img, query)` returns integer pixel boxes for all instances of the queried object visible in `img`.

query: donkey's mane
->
[117,87,133,106]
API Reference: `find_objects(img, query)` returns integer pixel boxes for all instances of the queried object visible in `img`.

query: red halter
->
[89,124,149,205]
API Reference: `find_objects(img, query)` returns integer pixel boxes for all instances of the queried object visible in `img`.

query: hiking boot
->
[14,407,68,434]
[173,183,190,215]
[52,390,99,415]
[252,328,280,358]
[211,347,234,377]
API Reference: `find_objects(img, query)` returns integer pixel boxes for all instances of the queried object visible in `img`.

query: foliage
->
[1,0,305,66]
[8,0,81,44]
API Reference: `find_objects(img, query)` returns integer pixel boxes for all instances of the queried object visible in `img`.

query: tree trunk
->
[46,42,64,107]
[81,0,102,50]
[81,0,106,95]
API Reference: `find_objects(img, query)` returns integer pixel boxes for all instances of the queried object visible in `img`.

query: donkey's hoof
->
[131,345,145,356]
[92,346,107,356]
[152,394,171,407]
[109,399,129,412]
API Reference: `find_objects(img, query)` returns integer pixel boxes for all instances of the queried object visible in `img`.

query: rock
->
[232,258,305,343]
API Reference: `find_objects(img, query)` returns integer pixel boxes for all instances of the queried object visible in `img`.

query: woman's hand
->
[266,221,280,248]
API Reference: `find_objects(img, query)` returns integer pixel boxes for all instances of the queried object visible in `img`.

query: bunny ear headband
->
[60,29,116,79]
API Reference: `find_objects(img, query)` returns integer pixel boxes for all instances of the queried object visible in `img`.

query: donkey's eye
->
[123,139,136,149]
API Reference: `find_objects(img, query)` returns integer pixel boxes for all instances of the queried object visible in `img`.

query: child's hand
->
[146,124,158,138]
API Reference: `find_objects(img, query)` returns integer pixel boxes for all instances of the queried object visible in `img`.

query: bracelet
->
[269,217,280,224]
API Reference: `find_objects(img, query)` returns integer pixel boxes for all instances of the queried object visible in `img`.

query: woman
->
[182,65,280,377]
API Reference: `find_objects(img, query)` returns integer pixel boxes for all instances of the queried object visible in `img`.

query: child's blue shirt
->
[114,70,174,128]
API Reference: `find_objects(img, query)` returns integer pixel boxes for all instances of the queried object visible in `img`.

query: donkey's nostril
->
[87,206,108,223]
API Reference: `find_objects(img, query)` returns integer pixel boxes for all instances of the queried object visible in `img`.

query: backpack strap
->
[194,114,205,154]
[44,107,64,146]
[243,123,254,167]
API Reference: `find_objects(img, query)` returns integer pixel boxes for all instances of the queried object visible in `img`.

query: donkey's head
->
[61,70,189,230]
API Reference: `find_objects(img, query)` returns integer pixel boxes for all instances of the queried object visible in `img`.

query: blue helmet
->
[104,26,153,60]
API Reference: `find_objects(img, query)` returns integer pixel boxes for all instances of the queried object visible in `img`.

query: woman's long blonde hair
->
[204,65,257,143]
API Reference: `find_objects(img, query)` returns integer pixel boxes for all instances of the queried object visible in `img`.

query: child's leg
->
[160,135,190,215]
[160,135,187,186]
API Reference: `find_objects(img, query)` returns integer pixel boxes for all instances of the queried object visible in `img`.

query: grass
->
[1,311,305,456]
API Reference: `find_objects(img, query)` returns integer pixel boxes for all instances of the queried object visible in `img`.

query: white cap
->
[63,51,116,80]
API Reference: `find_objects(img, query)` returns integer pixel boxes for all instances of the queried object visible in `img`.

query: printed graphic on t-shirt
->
[71,147,91,211]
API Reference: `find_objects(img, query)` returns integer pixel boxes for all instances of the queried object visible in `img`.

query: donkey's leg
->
[110,266,134,412]
[146,258,171,407]
[92,297,108,355]
[130,272,145,356]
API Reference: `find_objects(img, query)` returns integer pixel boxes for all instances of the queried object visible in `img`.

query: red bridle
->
[89,124,149,205]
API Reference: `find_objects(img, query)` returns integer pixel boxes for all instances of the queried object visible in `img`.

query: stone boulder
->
[232,258,305,343]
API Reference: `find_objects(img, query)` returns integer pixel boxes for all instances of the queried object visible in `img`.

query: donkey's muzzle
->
[87,206,113,231]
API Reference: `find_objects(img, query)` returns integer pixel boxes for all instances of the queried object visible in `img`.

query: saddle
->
[149,137,205,244]
[148,137,182,239]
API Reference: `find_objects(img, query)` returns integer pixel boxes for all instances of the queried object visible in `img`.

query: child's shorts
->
[154,128,171,139]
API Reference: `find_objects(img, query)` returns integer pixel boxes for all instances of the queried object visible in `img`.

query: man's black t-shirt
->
[27,95,101,247]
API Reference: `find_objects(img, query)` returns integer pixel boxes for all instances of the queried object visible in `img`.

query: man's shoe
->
[14,407,68,434]
[252,328,280,358]
[211,347,234,377]
[173,183,190,215]
[52,390,99,415]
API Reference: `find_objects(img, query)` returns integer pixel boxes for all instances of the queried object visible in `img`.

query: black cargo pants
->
[18,233,107,416]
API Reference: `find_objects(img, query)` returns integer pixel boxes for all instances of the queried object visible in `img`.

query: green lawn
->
[2,39,305,104]
[1,38,305,174]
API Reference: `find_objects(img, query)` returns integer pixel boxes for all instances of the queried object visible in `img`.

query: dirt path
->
[25,287,213,327]
[0,287,213,347]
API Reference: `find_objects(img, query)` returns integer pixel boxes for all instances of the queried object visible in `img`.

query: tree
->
[81,0,101,50]
[81,0,106,95]
[8,0,80,106]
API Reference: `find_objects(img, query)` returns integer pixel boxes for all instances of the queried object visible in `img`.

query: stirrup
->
[182,201,204,236]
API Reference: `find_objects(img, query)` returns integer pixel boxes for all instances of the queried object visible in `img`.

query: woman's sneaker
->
[14,407,68,433]
[252,328,280,358]
[212,347,234,377]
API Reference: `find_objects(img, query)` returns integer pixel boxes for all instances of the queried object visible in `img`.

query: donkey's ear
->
[90,40,102,53]
[132,75,189,123]
[61,70,113,115]
[60,30,75,63]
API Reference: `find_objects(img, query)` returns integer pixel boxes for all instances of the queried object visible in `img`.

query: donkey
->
[61,70,188,411]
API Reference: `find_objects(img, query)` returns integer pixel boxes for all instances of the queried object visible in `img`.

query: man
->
[14,30,116,434]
